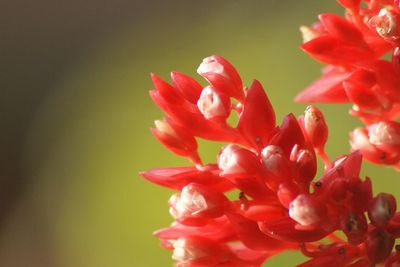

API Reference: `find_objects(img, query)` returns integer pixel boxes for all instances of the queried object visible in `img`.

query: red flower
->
[295,0,400,168]
[141,55,400,266]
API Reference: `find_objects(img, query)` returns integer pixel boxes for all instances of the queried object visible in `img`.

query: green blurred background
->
[1,0,399,266]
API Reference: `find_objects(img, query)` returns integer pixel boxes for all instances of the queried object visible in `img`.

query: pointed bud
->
[303,105,328,150]
[168,183,229,225]
[289,194,326,226]
[151,118,200,163]
[368,193,397,228]
[197,86,230,120]
[197,55,244,100]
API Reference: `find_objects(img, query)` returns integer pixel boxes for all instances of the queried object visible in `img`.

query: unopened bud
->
[261,145,287,175]
[197,86,230,120]
[169,188,207,220]
[218,144,245,175]
[172,236,222,265]
[303,105,328,150]
[152,118,199,162]
[289,194,326,226]
[368,121,400,150]
[368,193,397,228]
[218,144,261,176]
[369,9,400,40]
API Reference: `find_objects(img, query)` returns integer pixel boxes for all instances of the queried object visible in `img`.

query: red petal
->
[319,13,367,47]
[140,166,233,192]
[258,217,328,242]
[237,80,276,149]
[269,114,308,157]
[226,213,295,251]
[301,35,374,67]
[171,71,204,104]
[295,67,349,103]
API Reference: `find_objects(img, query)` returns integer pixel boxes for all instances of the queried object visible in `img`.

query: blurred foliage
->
[0,0,398,266]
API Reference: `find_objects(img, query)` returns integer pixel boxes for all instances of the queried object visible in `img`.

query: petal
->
[237,80,276,149]
[295,67,349,103]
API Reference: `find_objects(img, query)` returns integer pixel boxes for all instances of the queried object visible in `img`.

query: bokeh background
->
[1,0,400,266]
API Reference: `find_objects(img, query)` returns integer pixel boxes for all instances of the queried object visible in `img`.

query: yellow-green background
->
[1,0,399,266]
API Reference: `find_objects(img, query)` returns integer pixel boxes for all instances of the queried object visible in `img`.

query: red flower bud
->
[289,194,327,226]
[151,118,200,163]
[197,55,244,100]
[197,86,230,120]
[172,236,226,266]
[303,105,328,150]
[169,183,229,226]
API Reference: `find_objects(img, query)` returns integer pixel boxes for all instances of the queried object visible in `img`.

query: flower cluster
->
[296,0,400,168]
[141,55,400,266]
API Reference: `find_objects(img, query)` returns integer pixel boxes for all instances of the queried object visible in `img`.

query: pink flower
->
[141,55,400,266]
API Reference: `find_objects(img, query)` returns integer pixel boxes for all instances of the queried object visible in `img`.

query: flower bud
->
[151,118,200,163]
[303,105,328,150]
[261,145,290,190]
[290,145,317,186]
[169,183,228,225]
[368,193,397,228]
[197,55,244,100]
[289,194,326,226]
[197,86,230,120]
[218,144,261,176]
[172,236,224,266]
[369,9,400,41]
